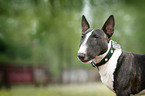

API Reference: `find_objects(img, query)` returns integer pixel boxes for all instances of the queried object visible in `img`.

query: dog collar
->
[91,41,116,68]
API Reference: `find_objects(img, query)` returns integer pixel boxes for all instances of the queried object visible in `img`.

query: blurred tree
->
[0,0,83,82]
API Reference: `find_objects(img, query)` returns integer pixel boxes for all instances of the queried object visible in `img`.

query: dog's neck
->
[92,40,112,64]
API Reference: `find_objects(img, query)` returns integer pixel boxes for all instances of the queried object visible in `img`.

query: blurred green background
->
[1,0,145,96]
[1,0,145,76]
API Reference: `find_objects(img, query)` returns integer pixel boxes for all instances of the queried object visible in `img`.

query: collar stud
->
[105,58,108,61]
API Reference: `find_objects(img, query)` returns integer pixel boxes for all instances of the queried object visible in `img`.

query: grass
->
[0,83,115,96]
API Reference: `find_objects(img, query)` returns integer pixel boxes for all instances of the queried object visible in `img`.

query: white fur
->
[78,30,94,54]
[93,40,122,90]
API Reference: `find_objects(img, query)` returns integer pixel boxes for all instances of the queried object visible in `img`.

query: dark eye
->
[81,35,84,39]
[92,34,99,39]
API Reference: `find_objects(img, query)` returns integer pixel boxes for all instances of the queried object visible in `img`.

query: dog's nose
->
[78,53,86,61]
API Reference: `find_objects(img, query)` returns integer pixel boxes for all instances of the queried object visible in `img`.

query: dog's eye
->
[92,34,99,40]
[81,35,84,39]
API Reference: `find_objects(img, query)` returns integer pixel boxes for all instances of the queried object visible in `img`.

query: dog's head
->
[78,15,115,63]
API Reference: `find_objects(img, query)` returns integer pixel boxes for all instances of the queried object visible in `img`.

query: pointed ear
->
[82,15,90,34]
[102,15,115,39]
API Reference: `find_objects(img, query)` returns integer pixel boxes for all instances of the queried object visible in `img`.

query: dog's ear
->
[102,15,115,39]
[82,15,90,34]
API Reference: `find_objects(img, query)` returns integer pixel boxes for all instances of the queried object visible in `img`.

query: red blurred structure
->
[0,63,51,89]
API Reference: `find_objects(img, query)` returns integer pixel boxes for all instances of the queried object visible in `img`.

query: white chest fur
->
[98,48,122,90]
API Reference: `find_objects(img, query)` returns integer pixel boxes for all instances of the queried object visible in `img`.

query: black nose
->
[78,53,86,61]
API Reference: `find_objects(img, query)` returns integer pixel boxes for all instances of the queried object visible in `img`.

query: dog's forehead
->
[93,29,104,35]
[84,29,104,36]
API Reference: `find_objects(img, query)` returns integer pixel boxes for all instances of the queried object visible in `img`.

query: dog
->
[77,15,145,96]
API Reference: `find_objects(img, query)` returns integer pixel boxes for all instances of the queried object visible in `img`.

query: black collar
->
[91,41,115,68]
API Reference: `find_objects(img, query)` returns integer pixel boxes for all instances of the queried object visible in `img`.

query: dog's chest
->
[98,49,122,90]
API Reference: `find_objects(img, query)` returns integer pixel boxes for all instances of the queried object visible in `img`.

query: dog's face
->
[78,15,115,63]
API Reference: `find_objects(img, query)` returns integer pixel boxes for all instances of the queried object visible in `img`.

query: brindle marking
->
[114,51,145,95]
